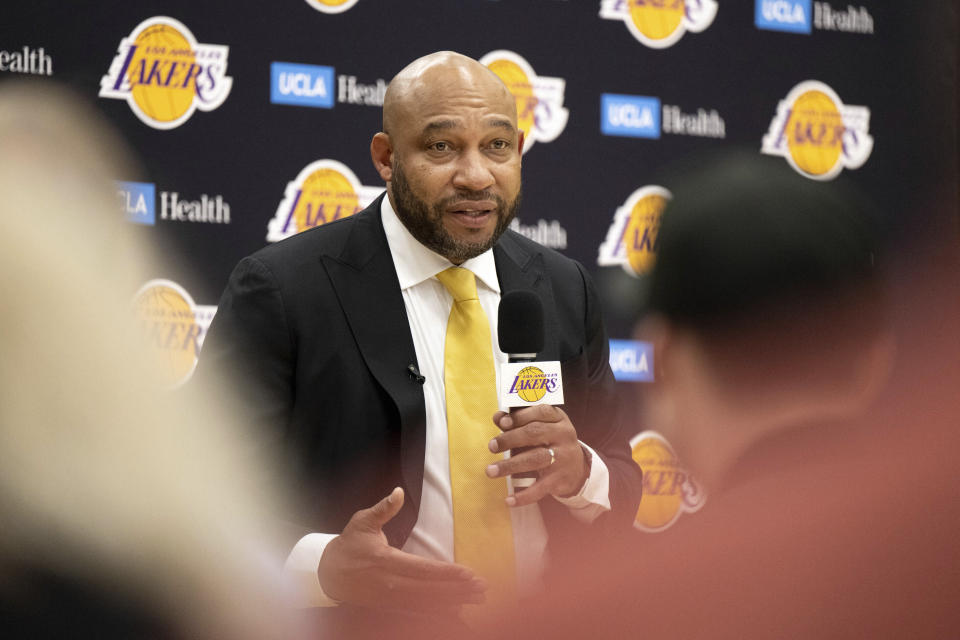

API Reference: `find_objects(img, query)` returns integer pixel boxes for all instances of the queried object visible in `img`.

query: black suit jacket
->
[200,194,641,552]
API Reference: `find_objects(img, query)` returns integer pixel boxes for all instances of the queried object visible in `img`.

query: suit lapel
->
[321,197,425,545]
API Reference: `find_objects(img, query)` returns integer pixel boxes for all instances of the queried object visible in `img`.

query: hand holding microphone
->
[489,291,589,504]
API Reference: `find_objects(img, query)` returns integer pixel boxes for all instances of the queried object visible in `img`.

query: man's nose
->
[451,149,495,192]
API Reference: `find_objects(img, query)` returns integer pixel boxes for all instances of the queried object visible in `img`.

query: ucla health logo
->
[509,217,568,250]
[600,0,718,48]
[609,340,654,382]
[602,94,726,139]
[267,159,381,242]
[598,185,671,276]
[762,80,873,181]
[100,17,232,129]
[271,62,334,108]
[118,181,230,225]
[480,50,568,154]
[133,280,217,388]
[602,94,660,139]
[305,0,359,13]
[0,46,53,76]
[118,181,156,225]
[757,1,874,34]
[631,431,706,532]
[755,0,812,33]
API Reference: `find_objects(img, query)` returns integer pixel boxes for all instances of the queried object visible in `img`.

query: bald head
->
[382,51,516,134]
[369,50,524,264]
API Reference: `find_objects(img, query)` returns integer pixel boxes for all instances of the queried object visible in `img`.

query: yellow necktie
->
[435,267,516,607]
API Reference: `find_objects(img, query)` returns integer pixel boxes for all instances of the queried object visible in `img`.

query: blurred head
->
[371,51,524,264]
[639,153,893,486]
[0,81,289,639]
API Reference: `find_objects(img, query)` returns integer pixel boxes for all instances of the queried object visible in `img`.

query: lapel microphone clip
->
[407,363,426,384]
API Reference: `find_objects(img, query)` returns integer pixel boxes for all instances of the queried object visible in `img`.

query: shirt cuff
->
[282,532,341,608]
[552,442,611,523]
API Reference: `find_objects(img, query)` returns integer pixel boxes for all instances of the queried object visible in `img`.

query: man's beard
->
[390,161,521,264]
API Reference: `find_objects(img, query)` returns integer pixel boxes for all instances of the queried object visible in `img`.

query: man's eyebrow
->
[421,118,516,136]
[487,118,515,133]
[422,119,459,135]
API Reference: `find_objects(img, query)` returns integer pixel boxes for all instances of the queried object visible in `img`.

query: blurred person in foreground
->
[198,51,641,636]
[0,82,292,639]
[504,154,960,638]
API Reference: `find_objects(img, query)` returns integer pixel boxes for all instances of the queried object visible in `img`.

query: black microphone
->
[407,363,425,384]
[498,290,544,362]
[498,290,547,486]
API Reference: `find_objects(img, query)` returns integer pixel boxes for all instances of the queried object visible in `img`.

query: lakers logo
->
[99,17,232,130]
[762,80,873,180]
[266,159,382,243]
[631,431,705,532]
[133,280,217,388]
[600,0,718,48]
[304,0,360,13]
[598,185,671,277]
[508,366,558,403]
[479,51,568,154]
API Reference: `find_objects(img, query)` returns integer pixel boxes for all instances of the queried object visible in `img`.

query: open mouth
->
[447,201,496,227]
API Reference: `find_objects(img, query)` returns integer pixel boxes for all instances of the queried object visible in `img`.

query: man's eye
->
[490,139,509,150]
[430,141,449,152]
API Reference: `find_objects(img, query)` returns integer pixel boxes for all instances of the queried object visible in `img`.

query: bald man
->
[200,52,641,628]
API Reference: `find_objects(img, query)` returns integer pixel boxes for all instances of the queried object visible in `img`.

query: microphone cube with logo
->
[497,291,564,487]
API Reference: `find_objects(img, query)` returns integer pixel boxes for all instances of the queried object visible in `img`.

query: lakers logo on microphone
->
[600,0,718,48]
[500,362,564,408]
[480,50,568,154]
[761,80,873,180]
[598,185,671,277]
[631,431,705,532]
[267,159,381,242]
[99,17,232,130]
[509,367,558,403]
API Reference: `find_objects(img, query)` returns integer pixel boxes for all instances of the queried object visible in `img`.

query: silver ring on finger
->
[546,447,556,466]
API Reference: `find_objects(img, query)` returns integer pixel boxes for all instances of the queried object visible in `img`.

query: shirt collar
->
[381,195,500,294]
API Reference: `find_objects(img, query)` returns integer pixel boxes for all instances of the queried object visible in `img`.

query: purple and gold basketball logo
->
[480,50,568,155]
[762,80,873,180]
[304,0,360,13]
[508,366,557,403]
[598,185,671,277]
[600,0,718,48]
[133,279,216,388]
[99,17,232,130]
[631,431,706,532]
[267,159,382,243]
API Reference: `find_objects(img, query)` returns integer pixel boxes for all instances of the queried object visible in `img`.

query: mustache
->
[437,190,504,207]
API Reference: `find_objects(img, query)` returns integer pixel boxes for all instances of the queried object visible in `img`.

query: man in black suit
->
[200,51,641,624]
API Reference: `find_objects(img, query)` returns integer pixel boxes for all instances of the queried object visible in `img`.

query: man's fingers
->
[506,478,552,508]
[355,486,404,532]
[494,404,562,431]
[490,420,557,452]
[377,546,477,581]
[486,446,552,478]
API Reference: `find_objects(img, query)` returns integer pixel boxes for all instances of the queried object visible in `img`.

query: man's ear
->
[633,314,679,435]
[370,132,393,182]
[517,129,525,156]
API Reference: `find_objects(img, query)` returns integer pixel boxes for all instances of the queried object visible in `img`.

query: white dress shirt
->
[284,196,611,606]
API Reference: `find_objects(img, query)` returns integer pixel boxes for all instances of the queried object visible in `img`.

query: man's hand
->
[488,405,589,507]
[317,487,486,611]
